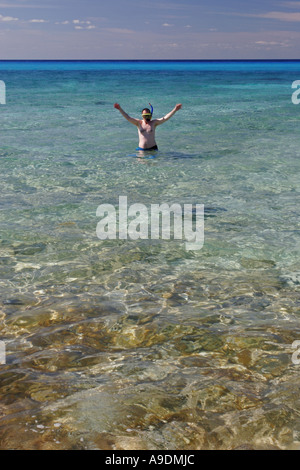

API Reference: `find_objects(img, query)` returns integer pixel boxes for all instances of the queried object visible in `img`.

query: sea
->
[0,60,299,450]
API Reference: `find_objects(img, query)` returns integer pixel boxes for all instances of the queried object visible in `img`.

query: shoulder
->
[128,117,141,126]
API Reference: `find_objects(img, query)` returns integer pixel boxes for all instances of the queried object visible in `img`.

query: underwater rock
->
[280,272,300,286]
[3,299,24,306]
[13,243,47,256]
[240,258,276,269]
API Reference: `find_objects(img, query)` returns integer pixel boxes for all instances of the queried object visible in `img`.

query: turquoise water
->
[0,61,300,450]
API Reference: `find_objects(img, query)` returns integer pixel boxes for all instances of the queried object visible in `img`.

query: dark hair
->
[142,108,151,114]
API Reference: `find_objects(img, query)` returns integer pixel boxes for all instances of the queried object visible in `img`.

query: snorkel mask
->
[142,103,154,122]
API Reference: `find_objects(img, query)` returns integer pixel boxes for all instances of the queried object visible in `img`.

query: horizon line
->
[0,59,300,62]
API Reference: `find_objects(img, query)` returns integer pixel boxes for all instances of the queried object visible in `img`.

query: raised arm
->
[154,104,182,126]
[114,103,140,126]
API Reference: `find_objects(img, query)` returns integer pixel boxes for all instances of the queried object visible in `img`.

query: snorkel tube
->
[149,103,153,116]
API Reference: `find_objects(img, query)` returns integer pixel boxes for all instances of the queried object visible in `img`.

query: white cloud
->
[0,14,18,21]
[73,20,91,25]
[72,19,95,30]
[255,40,291,47]
[103,28,135,34]
[162,23,174,27]
[29,19,48,23]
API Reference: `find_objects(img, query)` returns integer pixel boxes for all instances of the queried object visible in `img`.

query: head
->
[142,108,152,122]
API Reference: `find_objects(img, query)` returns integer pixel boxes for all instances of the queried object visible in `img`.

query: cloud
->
[103,28,135,34]
[73,20,91,25]
[72,19,95,29]
[0,13,96,29]
[29,19,48,23]
[162,23,174,27]
[258,11,300,21]
[0,14,18,21]
[232,11,300,22]
[1,26,300,60]
[255,40,291,47]
[74,25,95,30]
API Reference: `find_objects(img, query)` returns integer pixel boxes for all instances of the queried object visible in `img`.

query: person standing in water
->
[113,102,182,150]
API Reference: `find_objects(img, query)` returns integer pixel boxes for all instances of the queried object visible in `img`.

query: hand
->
[114,103,120,110]
[175,104,182,111]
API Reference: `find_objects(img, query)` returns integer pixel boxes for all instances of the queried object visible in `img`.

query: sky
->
[0,0,300,59]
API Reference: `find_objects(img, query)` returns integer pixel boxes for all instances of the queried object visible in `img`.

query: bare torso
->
[137,120,157,149]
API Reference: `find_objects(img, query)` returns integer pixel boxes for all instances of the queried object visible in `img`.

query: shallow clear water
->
[0,61,300,450]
